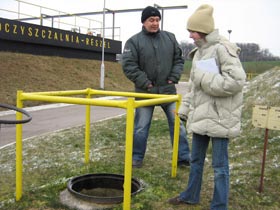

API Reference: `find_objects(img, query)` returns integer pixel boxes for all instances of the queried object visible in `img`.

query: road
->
[0,82,188,148]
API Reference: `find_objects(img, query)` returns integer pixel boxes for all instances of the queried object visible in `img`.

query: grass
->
[0,107,280,210]
[0,52,280,209]
[241,61,280,74]
[0,68,280,209]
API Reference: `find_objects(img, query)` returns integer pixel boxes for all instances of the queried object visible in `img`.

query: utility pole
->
[228,29,232,41]
[100,0,106,89]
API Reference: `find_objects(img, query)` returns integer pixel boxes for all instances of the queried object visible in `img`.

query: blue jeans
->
[133,102,190,162]
[179,133,229,210]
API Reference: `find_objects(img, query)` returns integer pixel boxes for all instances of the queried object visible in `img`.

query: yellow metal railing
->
[15,88,182,210]
[246,72,258,80]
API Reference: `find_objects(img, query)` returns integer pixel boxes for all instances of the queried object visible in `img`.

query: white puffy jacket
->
[178,29,246,138]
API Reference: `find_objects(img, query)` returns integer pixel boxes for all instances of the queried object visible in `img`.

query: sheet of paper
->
[195,58,219,74]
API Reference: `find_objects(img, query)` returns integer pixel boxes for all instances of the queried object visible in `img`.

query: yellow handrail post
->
[123,98,135,210]
[171,95,181,178]
[84,92,91,164]
[16,90,23,201]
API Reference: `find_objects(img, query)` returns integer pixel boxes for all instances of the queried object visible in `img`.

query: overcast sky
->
[1,0,280,56]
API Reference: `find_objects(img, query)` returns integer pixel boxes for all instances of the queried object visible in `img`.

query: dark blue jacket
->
[122,27,184,94]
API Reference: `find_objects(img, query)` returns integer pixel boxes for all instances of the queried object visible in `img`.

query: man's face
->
[143,16,160,33]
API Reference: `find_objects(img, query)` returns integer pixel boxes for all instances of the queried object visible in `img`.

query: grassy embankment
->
[0,52,134,108]
[1,51,280,107]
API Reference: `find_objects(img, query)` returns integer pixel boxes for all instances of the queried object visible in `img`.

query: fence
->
[0,0,121,40]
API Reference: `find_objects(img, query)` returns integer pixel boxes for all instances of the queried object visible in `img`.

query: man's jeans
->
[179,133,229,210]
[133,102,190,162]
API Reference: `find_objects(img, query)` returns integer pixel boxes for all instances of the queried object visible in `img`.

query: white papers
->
[195,58,219,74]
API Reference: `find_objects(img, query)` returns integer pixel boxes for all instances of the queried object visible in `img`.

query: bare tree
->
[179,41,280,61]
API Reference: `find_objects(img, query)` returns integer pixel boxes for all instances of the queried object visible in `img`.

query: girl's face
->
[188,30,203,42]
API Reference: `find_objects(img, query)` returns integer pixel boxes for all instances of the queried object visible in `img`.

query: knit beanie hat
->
[187,4,214,34]
[141,6,161,23]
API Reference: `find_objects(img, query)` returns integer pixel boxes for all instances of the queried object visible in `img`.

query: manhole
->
[67,173,143,204]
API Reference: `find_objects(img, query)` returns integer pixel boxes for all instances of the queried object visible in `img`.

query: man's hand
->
[147,83,153,89]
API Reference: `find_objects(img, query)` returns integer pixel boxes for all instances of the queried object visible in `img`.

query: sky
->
[1,0,280,56]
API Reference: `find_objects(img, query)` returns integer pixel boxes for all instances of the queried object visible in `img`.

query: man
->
[122,6,190,168]
[168,4,246,210]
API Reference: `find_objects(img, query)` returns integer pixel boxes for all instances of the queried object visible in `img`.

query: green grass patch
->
[242,61,280,74]
[1,103,280,210]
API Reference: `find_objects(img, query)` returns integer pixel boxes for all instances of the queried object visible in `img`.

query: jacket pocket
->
[147,86,158,94]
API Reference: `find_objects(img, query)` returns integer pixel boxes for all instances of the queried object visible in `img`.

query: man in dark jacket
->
[122,6,190,168]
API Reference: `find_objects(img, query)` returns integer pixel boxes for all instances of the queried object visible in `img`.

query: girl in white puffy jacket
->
[168,4,246,210]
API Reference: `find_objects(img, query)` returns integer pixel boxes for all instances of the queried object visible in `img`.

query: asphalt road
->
[0,82,188,148]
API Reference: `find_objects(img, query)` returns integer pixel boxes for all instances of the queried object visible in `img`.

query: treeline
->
[180,41,280,62]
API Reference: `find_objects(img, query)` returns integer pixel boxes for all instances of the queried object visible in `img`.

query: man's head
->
[187,4,215,34]
[141,6,161,33]
[141,6,161,23]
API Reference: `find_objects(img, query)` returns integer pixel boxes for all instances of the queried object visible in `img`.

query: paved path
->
[0,82,188,148]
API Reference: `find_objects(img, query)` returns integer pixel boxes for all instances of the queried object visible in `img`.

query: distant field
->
[242,61,280,73]
[183,60,280,79]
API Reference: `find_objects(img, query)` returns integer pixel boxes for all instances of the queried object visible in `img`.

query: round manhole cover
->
[67,173,143,204]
